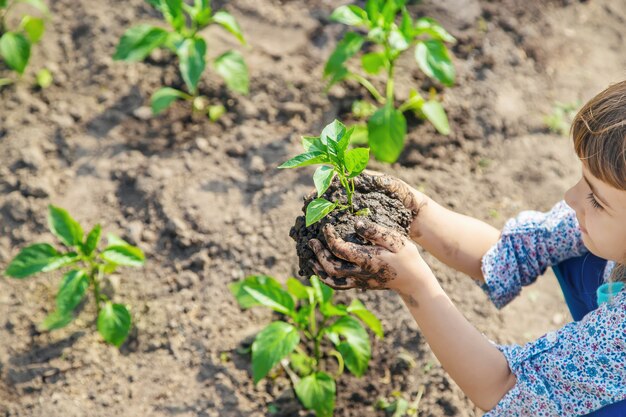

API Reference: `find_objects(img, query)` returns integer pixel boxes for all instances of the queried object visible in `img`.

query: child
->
[308,80,626,416]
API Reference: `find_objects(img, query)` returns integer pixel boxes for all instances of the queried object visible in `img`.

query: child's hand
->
[308,219,432,292]
[362,171,428,239]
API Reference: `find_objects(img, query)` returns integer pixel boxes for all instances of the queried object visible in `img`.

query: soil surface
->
[290,175,412,278]
[0,0,625,416]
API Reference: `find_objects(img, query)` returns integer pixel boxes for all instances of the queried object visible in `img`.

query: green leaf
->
[294,372,336,417]
[5,243,66,278]
[177,37,206,94]
[35,67,52,88]
[361,52,386,74]
[352,100,377,119]
[305,198,337,227]
[113,25,169,62]
[161,0,185,31]
[324,32,364,82]
[422,99,450,135]
[20,16,44,43]
[320,302,348,317]
[330,5,368,27]
[389,27,409,51]
[414,17,456,43]
[208,104,226,121]
[301,136,327,154]
[48,205,83,247]
[400,8,413,40]
[82,224,101,256]
[56,270,89,313]
[344,148,370,178]
[151,87,187,114]
[230,275,295,314]
[381,0,399,26]
[278,152,328,169]
[243,286,295,316]
[191,0,212,26]
[289,352,315,377]
[252,321,299,383]
[41,310,74,330]
[310,275,333,304]
[415,40,455,87]
[101,245,145,267]
[313,166,335,197]
[97,302,131,347]
[0,32,30,74]
[107,234,130,247]
[213,50,248,95]
[0,78,13,87]
[368,103,406,163]
[365,0,382,23]
[326,316,371,376]
[321,119,349,165]
[286,277,310,300]
[347,299,383,338]
[212,11,245,45]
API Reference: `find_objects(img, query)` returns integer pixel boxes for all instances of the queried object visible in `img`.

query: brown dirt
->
[0,0,625,416]
[290,174,412,278]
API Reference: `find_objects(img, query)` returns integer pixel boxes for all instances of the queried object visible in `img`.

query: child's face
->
[565,162,626,263]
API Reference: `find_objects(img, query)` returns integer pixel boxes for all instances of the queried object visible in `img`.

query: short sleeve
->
[484,292,626,416]
[480,201,588,308]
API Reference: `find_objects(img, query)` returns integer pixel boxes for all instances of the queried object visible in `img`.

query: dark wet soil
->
[290,175,412,278]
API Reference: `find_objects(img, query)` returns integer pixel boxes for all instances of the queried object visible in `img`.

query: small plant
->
[114,0,249,119]
[544,101,580,137]
[376,385,425,417]
[278,119,370,226]
[4,205,145,347]
[325,0,456,163]
[0,0,48,84]
[230,274,383,417]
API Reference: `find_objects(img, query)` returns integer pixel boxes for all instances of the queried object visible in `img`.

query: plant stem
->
[348,73,385,104]
[89,265,102,316]
[329,349,345,378]
[386,59,395,104]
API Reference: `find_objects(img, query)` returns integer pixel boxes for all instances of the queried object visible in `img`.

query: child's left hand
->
[308,219,432,292]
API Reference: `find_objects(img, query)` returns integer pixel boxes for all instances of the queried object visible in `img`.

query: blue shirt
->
[479,201,626,416]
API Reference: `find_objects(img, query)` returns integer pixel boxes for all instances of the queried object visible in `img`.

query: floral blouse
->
[479,201,626,416]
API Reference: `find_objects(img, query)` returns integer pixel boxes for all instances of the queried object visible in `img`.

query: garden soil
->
[0,0,625,416]
[290,175,412,278]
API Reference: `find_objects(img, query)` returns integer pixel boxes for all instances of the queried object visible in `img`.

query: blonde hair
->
[571,80,626,281]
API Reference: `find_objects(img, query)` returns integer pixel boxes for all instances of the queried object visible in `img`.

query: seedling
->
[114,0,249,119]
[4,205,145,347]
[0,0,48,84]
[544,101,580,137]
[325,0,456,162]
[278,119,370,226]
[230,274,383,417]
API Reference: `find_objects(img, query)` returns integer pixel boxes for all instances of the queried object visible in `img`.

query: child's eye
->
[587,192,603,210]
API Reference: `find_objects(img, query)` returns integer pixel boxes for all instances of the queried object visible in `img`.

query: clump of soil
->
[290,174,412,278]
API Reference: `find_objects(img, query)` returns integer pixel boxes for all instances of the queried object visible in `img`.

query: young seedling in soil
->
[230,274,383,417]
[325,0,456,163]
[4,205,145,347]
[279,119,412,278]
[114,0,248,120]
[0,0,49,86]
[279,119,371,227]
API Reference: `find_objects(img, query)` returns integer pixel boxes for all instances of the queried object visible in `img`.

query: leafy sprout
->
[230,274,383,417]
[324,0,456,163]
[4,205,145,347]
[114,0,249,119]
[0,0,49,84]
[278,119,370,226]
